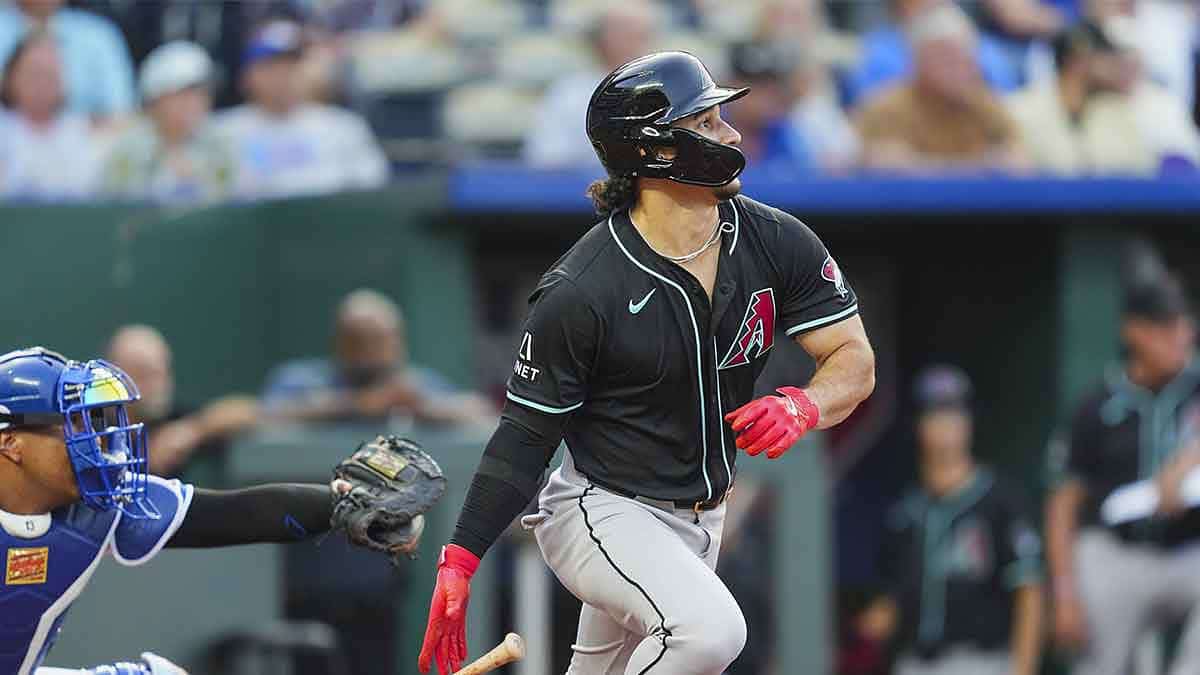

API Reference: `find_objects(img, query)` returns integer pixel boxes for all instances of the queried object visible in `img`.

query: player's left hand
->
[725,386,820,459]
[419,544,479,674]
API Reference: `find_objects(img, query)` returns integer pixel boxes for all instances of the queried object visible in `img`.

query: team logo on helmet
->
[719,288,776,370]
[822,255,848,300]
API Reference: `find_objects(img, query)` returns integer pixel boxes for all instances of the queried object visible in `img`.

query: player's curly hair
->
[586,175,636,218]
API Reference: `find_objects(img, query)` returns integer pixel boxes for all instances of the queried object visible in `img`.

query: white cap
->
[139,41,212,102]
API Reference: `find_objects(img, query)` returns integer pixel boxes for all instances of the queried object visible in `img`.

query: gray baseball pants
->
[521,453,746,675]
[1074,528,1200,675]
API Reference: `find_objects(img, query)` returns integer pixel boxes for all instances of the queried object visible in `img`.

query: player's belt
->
[585,475,726,512]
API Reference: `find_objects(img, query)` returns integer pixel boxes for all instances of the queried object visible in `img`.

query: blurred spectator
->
[726,41,812,171]
[1045,277,1200,675]
[1088,0,1198,110]
[0,0,134,119]
[107,324,259,482]
[102,41,237,204]
[306,0,428,32]
[740,0,859,171]
[855,2,1028,173]
[0,29,101,200]
[262,288,493,426]
[847,0,1022,106]
[873,366,1044,675]
[959,0,1065,78]
[1007,20,1200,175]
[215,19,388,199]
[522,1,656,171]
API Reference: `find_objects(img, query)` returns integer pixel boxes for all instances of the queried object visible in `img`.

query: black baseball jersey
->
[1053,362,1200,542]
[505,196,858,502]
[879,469,1042,658]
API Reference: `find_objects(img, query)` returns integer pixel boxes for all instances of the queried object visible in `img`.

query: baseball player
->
[0,347,440,675]
[1046,277,1200,675]
[418,51,875,675]
[874,366,1043,675]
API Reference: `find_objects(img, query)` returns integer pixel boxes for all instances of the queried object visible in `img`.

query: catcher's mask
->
[0,348,156,519]
[587,51,749,187]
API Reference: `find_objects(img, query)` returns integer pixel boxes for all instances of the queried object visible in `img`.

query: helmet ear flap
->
[629,124,676,176]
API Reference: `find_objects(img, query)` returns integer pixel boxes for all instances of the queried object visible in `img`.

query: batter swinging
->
[418,51,876,675]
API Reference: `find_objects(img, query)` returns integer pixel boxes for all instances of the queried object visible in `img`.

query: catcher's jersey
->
[506,196,858,502]
[0,476,192,675]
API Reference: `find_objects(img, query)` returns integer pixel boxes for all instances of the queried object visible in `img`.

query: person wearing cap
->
[870,365,1044,675]
[214,19,388,200]
[1006,18,1200,176]
[1046,276,1200,674]
[101,41,236,204]
[854,1,1028,173]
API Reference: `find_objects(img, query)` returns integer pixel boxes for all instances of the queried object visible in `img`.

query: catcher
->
[0,347,445,675]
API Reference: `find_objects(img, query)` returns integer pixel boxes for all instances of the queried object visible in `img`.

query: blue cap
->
[914,364,972,412]
[243,20,305,67]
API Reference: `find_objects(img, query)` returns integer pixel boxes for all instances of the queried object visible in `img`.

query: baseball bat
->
[452,633,525,675]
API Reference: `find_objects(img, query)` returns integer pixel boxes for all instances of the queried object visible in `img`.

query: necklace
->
[641,217,734,264]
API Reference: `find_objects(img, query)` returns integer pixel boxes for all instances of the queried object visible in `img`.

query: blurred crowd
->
[0,0,1198,205]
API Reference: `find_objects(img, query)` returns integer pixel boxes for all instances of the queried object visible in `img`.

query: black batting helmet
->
[586,51,749,187]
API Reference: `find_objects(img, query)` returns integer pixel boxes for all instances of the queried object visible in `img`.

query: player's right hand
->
[419,544,481,674]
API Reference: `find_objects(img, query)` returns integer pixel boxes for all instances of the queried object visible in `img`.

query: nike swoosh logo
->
[629,289,656,314]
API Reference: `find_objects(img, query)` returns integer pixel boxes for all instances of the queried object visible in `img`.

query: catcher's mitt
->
[331,435,447,565]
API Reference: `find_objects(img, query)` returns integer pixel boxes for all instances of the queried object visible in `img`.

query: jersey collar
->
[615,199,739,274]
[0,507,51,538]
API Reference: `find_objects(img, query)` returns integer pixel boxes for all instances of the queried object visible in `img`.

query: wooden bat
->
[452,633,525,675]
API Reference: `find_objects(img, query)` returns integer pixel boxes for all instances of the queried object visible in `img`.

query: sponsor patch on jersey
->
[821,255,849,300]
[6,547,48,585]
[719,288,776,369]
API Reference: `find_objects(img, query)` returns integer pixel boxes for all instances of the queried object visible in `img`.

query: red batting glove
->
[418,544,480,674]
[724,386,820,459]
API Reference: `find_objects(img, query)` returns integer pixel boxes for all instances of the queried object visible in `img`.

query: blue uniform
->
[0,476,193,675]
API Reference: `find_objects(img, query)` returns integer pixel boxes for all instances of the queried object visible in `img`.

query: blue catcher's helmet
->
[0,347,157,519]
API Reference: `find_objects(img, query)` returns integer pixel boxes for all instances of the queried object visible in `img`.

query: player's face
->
[917,408,972,464]
[1125,315,1196,381]
[246,55,302,114]
[336,318,401,387]
[672,105,743,199]
[150,86,211,143]
[13,426,80,505]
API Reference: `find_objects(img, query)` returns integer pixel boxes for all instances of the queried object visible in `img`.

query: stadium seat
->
[347,31,469,94]
[437,0,531,45]
[496,33,591,87]
[547,0,673,34]
[442,83,541,157]
[654,32,731,79]
[697,0,766,42]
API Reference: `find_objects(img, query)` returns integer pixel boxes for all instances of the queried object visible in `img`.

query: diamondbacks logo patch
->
[719,288,776,369]
[6,547,48,585]
[822,255,848,299]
